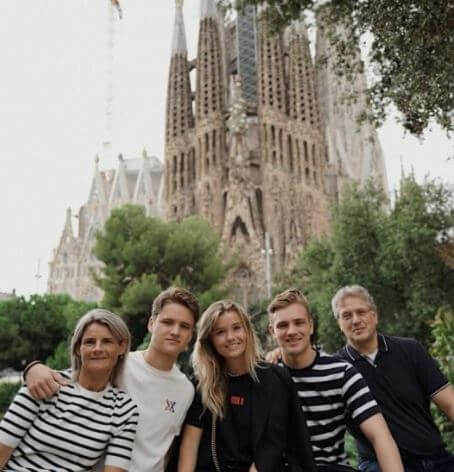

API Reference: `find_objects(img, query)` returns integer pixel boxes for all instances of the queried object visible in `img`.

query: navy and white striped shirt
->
[0,381,138,471]
[285,351,380,467]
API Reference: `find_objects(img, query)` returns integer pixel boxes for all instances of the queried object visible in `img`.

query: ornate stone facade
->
[48,1,387,304]
[163,1,387,303]
[48,151,163,301]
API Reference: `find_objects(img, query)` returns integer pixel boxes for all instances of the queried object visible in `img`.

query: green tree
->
[430,306,454,452]
[0,294,94,371]
[94,205,230,346]
[0,381,21,417]
[230,0,454,135]
[293,176,454,351]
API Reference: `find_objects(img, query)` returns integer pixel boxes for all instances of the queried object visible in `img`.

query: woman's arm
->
[360,413,404,472]
[0,443,14,470]
[178,424,202,472]
[103,467,127,472]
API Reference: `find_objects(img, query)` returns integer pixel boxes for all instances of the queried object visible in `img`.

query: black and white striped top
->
[0,380,138,471]
[285,351,380,467]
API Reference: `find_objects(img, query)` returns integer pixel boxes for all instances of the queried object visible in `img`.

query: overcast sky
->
[0,0,452,297]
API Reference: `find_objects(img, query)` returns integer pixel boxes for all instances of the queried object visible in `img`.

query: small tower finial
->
[172,0,187,55]
[399,154,405,179]
[200,0,217,19]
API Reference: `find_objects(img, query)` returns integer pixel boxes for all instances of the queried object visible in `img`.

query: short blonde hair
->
[268,288,311,321]
[192,300,262,418]
[71,309,131,384]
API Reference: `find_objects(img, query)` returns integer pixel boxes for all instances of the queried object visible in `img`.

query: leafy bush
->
[47,341,70,371]
[0,381,21,417]
[430,306,454,452]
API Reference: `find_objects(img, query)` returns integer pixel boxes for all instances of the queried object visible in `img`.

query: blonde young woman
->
[178,300,315,472]
[0,309,139,472]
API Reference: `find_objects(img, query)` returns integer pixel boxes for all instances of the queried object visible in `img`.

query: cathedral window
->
[212,129,217,165]
[296,140,302,178]
[288,135,294,172]
[180,153,185,188]
[304,141,308,162]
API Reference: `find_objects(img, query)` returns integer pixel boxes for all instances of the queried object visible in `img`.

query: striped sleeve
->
[0,386,40,448]
[342,364,380,425]
[104,393,139,470]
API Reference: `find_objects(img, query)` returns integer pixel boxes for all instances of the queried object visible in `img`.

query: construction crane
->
[103,0,122,154]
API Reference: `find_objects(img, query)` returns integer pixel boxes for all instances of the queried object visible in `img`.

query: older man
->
[333,285,454,472]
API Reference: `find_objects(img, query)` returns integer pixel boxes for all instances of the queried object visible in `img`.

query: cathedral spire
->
[195,0,224,121]
[288,17,320,126]
[172,0,187,56]
[64,208,74,238]
[200,0,217,19]
[165,0,194,144]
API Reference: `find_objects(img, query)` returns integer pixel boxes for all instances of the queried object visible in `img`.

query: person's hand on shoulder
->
[265,347,282,364]
[25,363,68,400]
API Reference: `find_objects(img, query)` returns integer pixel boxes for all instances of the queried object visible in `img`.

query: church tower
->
[257,17,330,271]
[165,0,196,221]
[315,12,389,194]
[159,1,387,303]
[193,0,227,232]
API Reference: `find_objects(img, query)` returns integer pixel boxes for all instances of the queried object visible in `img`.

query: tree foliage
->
[0,381,21,417]
[94,205,230,346]
[231,0,454,135]
[289,176,454,352]
[0,294,94,371]
[430,306,454,452]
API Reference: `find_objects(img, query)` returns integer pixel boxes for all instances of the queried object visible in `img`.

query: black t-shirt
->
[185,373,254,472]
[336,334,449,462]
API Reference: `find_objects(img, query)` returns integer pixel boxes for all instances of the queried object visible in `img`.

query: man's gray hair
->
[331,285,377,319]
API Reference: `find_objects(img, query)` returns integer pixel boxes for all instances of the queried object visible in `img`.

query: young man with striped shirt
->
[268,289,403,472]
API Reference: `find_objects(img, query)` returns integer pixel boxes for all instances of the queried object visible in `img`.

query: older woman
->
[0,309,138,472]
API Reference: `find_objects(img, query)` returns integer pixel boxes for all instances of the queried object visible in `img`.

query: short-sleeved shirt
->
[185,374,254,472]
[0,381,138,471]
[336,334,449,461]
[285,350,380,467]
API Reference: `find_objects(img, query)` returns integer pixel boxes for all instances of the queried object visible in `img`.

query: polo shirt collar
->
[345,333,388,361]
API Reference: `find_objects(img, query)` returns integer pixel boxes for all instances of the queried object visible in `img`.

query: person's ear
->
[118,340,127,356]
[147,316,154,334]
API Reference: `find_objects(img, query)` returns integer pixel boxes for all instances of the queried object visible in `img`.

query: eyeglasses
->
[339,309,371,321]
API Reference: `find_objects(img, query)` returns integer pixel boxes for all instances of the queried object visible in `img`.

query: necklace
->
[227,370,246,377]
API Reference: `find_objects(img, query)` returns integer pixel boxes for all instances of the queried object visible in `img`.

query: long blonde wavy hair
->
[192,300,262,419]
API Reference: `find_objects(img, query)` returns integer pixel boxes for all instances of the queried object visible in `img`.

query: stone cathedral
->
[48,0,388,304]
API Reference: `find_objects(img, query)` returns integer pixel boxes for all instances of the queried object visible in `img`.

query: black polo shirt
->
[336,334,449,462]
